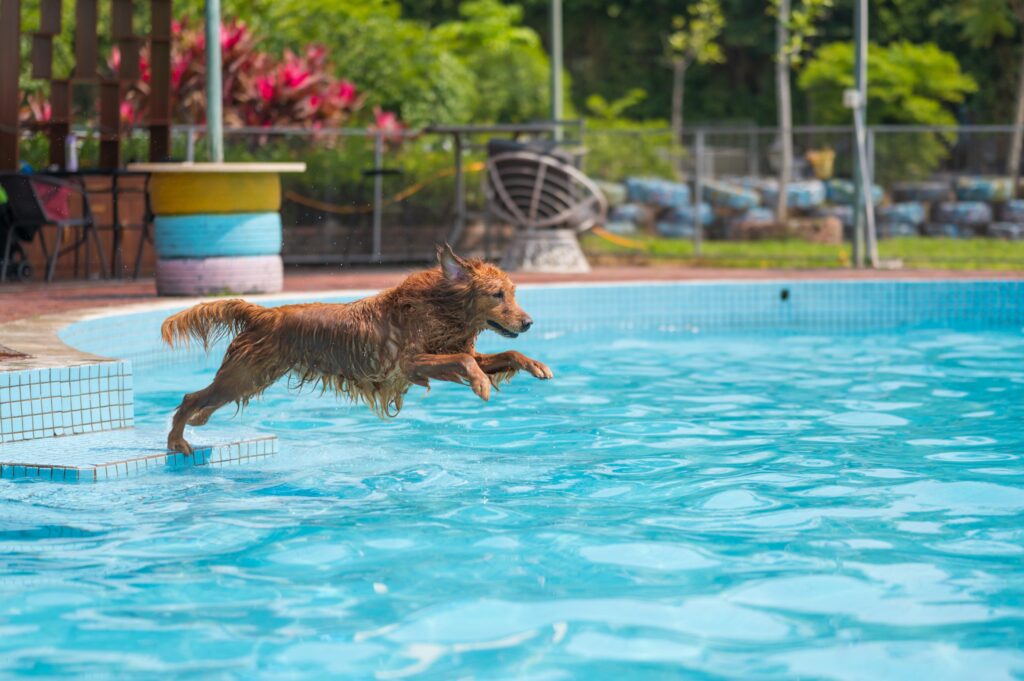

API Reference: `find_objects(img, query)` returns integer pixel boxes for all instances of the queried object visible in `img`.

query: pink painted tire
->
[156,255,283,296]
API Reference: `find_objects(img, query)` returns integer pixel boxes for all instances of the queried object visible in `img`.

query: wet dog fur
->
[160,246,553,454]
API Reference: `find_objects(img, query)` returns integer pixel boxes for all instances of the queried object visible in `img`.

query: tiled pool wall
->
[0,362,133,444]
[58,281,1024,369]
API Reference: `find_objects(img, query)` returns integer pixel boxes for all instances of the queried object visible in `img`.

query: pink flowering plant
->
[114,18,382,131]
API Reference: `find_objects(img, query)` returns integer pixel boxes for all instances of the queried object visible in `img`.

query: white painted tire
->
[155,212,282,258]
[156,255,283,296]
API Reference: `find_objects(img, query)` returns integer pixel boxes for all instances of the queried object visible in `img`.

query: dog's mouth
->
[487,320,519,338]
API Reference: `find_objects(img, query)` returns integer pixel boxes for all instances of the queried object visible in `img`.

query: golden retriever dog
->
[160,245,553,454]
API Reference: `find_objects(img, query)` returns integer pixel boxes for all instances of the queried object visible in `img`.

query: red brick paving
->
[1,265,1022,324]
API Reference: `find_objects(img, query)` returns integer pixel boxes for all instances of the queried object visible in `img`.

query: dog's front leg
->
[404,353,492,401]
[474,351,554,380]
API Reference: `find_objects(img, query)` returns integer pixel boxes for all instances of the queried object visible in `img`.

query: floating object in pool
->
[159,245,554,455]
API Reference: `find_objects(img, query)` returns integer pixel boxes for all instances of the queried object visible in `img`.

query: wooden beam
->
[74,0,98,80]
[99,79,122,168]
[40,0,62,35]
[118,37,140,81]
[31,34,53,79]
[111,0,133,39]
[0,0,20,170]
[149,0,173,161]
[48,80,72,168]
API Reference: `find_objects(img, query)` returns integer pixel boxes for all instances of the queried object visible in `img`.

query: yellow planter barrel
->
[148,172,282,215]
[127,163,305,296]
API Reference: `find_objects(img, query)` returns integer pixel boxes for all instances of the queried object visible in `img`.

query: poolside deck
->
[2,265,1022,324]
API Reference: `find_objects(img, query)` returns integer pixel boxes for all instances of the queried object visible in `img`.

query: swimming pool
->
[2,281,1024,679]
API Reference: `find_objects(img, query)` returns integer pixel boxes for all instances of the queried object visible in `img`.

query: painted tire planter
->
[129,163,304,297]
[156,255,284,296]
[155,212,282,258]
[148,172,282,215]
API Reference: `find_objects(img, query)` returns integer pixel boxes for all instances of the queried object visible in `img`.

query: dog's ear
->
[438,243,469,281]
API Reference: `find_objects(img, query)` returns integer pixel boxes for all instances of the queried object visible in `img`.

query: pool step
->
[0,424,277,482]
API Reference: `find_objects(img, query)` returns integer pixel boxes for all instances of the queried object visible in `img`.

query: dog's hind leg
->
[167,348,286,454]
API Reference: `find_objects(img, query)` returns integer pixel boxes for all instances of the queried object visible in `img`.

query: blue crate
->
[605,203,644,235]
[877,201,926,228]
[826,179,884,205]
[891,181,951,203]
[999,199,1024,223]
[955,176,1014,202]
[759,180,827,209]
[700,180,760,211]
[989,222,1024,240]
[655,202,713,238]
[934,201,993,227]
[624,177,690,208]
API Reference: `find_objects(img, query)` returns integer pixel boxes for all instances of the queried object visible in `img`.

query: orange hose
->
[284,161,486,215]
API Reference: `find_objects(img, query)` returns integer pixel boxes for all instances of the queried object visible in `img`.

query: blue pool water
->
[3,283,1024,679]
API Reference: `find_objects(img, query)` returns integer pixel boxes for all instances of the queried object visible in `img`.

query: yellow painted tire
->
[149,173,281,215]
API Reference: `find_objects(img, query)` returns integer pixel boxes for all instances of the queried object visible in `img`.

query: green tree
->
[433,0,551,123]
[937,0,1024,193]
[769,0,833,223]
[663,0,725,164]
[799,41,977,182]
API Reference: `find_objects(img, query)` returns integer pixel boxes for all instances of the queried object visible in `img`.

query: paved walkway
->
[1,265,1022,324]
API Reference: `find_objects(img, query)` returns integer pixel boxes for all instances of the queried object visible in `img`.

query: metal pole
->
[204,0,224,162]
[851,0,867,267]
[550,0,563,142]
[450,133,467,246]
[694,129,705,257]
[372,131,384,263]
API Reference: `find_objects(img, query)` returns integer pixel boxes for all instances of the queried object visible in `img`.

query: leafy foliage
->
[583,90,678,181]
[799,41,978,180]
[665,0,726,69]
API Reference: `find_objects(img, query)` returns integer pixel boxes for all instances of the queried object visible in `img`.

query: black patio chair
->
[0,174,108,283]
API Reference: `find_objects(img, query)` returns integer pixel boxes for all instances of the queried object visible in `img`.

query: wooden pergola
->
[0,0,173,171]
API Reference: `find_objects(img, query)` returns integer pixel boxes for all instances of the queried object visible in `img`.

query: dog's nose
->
[520,317,533,332]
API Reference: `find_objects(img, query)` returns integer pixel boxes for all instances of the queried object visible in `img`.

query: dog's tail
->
[161,299,267,350]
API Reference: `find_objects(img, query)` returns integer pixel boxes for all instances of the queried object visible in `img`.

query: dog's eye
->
[492,291,505,300]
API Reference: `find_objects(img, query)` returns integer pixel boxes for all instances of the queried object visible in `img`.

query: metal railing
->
[13,121,1024,269]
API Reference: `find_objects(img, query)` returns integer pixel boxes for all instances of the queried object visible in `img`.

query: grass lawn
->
[582,233,1024,270]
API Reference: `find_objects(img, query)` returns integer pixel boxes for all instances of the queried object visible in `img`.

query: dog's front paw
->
[523,358,554,380]
[167,437,193,455]
[469,370,491,402]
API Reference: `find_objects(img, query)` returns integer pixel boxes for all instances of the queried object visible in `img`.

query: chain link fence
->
[14,122,1024,270]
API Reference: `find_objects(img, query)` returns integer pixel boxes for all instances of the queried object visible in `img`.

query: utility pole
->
[205,0,224,162]
[550,0,563,141]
